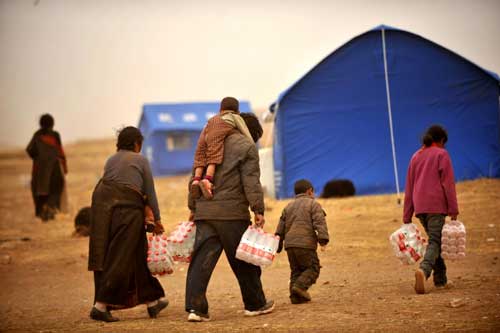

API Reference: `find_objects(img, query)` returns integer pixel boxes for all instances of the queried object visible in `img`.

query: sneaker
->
[147,299,169,318]
[187,310,211,322]
[190,180,202,200]
[89,307,119,322]
[414,269,426,294]
[291,286,312,301]
[244,300,275,317]
[199,179,214,199]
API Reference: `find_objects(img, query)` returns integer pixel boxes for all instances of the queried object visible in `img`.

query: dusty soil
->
[1,139,499,332]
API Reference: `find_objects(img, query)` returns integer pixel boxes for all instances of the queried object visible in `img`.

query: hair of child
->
[294,179,314,195]
[220,97,239,112]
[422,124,448,147]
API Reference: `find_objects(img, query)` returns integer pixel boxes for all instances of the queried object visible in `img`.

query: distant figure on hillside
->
[403,124,459,294]
[88,126,167,322]
[275,179,330,304]
[26,114,67,222]
[190,97,253,200]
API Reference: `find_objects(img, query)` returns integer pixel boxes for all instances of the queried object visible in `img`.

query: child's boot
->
[190,178,202,199]
[199,178,214,200]
[290,294,310,304]
[291,285,311,301]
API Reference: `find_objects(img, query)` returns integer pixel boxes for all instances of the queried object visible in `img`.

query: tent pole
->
[381,28,401,204]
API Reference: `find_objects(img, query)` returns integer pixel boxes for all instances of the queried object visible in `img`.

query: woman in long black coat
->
[88,126,167,322]
[26,114,67,221]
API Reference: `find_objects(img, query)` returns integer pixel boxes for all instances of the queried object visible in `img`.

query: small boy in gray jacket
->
[275,179,330,304]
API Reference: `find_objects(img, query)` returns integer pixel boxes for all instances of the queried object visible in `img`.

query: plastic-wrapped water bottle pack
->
[235,226,280,267]
[147,234,174,276]
[389,223,427,265]
[166,221,196,263]
[441,220,466,260]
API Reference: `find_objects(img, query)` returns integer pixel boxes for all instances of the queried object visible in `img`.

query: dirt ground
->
[1,139,499,332]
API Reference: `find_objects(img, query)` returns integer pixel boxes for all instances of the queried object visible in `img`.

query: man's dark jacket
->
[188,132,265,220]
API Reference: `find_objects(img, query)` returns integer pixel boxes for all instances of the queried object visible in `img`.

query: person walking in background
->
[185,112,274,322]
[403,124,459,294]
[26,114,67,222]
[88,126,167,322]
[190,96,253,199]
[275,179,329,304]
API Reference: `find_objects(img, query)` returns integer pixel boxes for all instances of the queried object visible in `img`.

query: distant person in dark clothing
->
[185,113,273,322]
[275,179,330,304]
[26,114,67,222]
[88,126,167,322]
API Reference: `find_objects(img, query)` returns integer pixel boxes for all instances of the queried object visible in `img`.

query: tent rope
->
[381,28,401,204]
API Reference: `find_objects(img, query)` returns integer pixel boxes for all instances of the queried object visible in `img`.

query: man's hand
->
[254,213,265,228]
[320,245,327,252]
[153,221,164,235]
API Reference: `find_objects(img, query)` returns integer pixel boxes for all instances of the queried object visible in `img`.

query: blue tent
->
[271,25,500,199]
[139,102,251,176]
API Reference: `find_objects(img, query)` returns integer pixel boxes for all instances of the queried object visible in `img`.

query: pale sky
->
[1,0,499,148]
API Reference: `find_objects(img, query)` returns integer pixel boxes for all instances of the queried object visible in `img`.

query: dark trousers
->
[418,213,447,286]
[286,248,320,299]
[94,206,164,308]
[31,164,64,219]
[185,220,267,314]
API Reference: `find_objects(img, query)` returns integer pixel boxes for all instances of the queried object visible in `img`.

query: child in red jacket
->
[191,97,252,199]
[403,125,459,294]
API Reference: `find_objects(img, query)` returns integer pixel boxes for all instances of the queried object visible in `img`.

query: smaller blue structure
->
[139,102,251,176]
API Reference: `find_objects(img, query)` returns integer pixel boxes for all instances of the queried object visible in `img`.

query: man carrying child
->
[185,112,274,322]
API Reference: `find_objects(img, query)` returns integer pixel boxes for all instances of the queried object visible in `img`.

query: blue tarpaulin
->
[139,102,251,176]
[271,25,500,199]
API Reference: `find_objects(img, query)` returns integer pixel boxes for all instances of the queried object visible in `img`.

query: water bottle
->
[236,227,249,262]
[147,257,154,274]
[253,227,265,266]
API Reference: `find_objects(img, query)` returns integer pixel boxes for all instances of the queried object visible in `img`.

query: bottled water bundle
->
[389,223,427,265]
[235,226,280,267]
[441,220,466,260]
[147,234,174,276]
[167,221,196,263]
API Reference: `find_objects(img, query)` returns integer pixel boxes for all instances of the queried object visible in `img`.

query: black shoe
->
[90,307,119,322]
[147,299,169,318]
